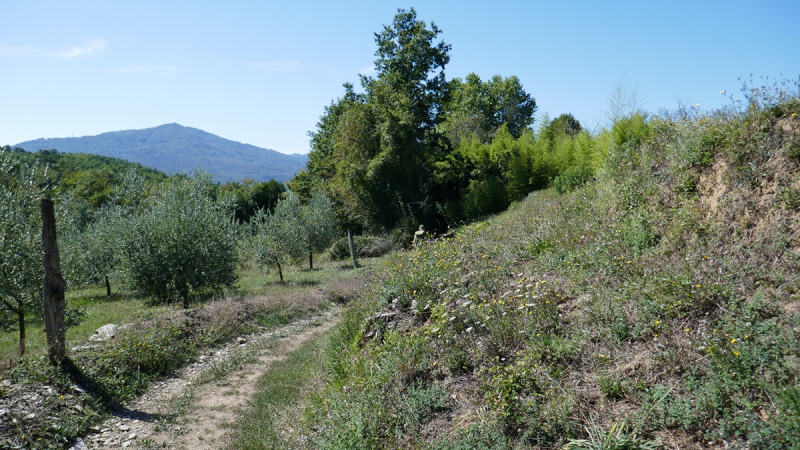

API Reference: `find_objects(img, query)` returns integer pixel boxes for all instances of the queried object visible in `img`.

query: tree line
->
[289,8,612,234]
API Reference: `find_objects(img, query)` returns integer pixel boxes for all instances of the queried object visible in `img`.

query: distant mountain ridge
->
[14,123,307,183]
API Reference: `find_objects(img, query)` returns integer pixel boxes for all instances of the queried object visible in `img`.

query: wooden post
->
[41,198,66,365]
[348,229,357,269]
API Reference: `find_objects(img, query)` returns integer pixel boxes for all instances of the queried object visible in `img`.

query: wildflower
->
[685,328,690,333]
[730,338,737,344]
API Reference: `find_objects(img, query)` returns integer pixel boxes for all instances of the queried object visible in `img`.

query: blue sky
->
[2,1,798,155]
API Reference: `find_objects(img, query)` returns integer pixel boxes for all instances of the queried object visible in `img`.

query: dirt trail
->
[73,308,339,450]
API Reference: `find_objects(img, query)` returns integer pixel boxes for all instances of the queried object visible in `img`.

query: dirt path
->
[73,307,339,449]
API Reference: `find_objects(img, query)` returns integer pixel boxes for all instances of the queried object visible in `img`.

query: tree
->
[369,7,451,136]
[71,205,127,297]
[441,73,537,146]
[123,174,238,308]
[221,178,285,223]
[0,150,50,357]
[251,194,303,282]
[300,190,339,269]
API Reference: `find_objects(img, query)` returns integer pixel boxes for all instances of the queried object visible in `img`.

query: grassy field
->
[0,254,369,363]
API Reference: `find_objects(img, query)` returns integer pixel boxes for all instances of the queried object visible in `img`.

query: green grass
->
[294,88,800,448]
[0,255,379,362]
[235,254,377,297]
[227,330,330,449]
[0,288,170,362]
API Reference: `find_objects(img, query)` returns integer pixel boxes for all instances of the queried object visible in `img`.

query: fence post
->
[348,229,357,269]
[41,198,65,365]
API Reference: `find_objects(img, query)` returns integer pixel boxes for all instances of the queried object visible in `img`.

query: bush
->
[463,176,508,217]
[328,235,394,260]
[552,165,594,194]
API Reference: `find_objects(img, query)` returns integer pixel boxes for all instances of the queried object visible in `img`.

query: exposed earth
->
[70,308,339,450]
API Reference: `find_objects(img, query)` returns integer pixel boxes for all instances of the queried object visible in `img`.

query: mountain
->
[14,124,307,183]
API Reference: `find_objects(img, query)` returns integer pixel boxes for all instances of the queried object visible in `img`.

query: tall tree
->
[368,7,451,136]
[441,73,537,146]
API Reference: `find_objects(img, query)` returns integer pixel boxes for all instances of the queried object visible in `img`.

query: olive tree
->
[63,205,127,296]
[250,197,302,282]
[122,174,238,308]
[0,151,49,357]
[302,190,339,269]
[250,190,338,279]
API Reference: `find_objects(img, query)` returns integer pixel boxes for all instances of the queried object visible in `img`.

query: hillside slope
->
[301,94,800,448]
[14,123,307,183]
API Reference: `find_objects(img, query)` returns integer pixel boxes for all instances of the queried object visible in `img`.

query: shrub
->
[328,235,394,260]
[463,176,508,217]
[552,165,594,194]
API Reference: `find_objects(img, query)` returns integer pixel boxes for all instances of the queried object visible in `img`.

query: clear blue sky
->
[2,1,798,155]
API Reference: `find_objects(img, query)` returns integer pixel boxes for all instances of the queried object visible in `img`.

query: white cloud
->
[0,38,107,58]
[258,60,300,72]
[59,38,107,58]
[113,65,186,75]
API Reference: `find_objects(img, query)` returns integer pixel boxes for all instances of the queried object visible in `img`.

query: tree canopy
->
[292,8,541,233]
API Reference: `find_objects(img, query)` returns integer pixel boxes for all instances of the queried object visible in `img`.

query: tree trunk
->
[181,285,189,309]
[17,306,25,359]
[276,261,284,282]
[309,250,313,270]
[348,229,357,269]
[105,275,111,298]
[41,198,66,366]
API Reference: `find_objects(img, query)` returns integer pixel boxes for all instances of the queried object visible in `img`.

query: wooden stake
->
[348,229,357,269]
[41,198,65,365]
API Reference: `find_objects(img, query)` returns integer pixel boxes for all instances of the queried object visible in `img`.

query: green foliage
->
[297,8,542,230]
[307,86,800,448]
[563,421,663,450]
[441,73,536,145]
[250,190,339,278]
[0,150,53,356]
[122,174,238,306]
[553,165,594,194]
[462,176,508,217]
[220,178,285,223]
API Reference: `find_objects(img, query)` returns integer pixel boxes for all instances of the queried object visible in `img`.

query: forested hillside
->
[14,123,307,183]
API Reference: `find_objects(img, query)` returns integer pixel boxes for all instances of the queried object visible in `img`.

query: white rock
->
[68,437,89,450]
[90,324,120,342]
